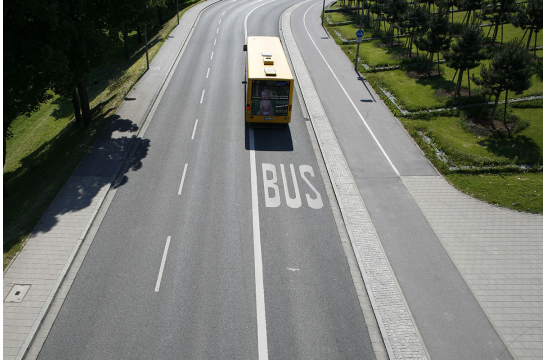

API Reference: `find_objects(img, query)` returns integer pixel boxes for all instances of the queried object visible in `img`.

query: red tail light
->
[246,104,250,110]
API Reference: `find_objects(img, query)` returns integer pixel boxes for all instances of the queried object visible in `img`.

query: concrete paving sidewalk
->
[403,176,542,360]
[3,1,218,359]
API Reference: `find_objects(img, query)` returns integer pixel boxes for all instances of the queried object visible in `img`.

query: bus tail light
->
[247,104,250,110]
[289,105,292,111]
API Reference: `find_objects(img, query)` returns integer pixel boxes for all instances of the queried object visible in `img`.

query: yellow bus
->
[244,36,294,124]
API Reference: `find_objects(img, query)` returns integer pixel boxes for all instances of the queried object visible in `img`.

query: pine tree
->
[472,40,534,133]
[443,22,486,96]
[479,0,517,45]
[511,0,543,56]
[415,3,451,75]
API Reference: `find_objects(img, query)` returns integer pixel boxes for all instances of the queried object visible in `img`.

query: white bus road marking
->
[214,38,217,45]
[262,163,323,209]
[155,236,172,292]
[211,52,214,60]
[200,89,205,104]
[219,19,221,24]
[178,164,188,195]
[206,68,210,78]
[222,11,225,15]
[191,120,198,139]
[217,28,219,33]
[249,128,268,360]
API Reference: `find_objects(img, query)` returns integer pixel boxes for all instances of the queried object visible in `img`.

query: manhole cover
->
[4,285,31,303]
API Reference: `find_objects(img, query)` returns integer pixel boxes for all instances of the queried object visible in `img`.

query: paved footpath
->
[3,1,218,359]
[403,176,542,360]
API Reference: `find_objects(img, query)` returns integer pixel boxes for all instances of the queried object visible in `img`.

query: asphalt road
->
[37,1,376,359]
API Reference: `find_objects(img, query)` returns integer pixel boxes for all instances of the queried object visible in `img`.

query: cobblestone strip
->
[403,176,543,360]
[282,3,428,359]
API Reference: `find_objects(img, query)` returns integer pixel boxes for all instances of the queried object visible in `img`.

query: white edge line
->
[249,128,268,360]
[302,4,400,177]
[178,164,189,195]
[155,236,172,292]
[191,119,199,139]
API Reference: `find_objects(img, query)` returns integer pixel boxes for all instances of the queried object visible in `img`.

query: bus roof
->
[247,36,293,80]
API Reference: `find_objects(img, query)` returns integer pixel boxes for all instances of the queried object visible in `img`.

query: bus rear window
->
[250,80,290,117]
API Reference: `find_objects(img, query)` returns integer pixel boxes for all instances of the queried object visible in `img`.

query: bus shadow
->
[245,122,294,151]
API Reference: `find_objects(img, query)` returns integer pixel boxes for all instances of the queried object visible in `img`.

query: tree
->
[3,0,70,167]
[443,22,486,96]
[456,0,483,26]
[472,40,534,134]
[511,0,543,56]
[479,0,517,45]
[415,3,451,75]
[400,1,428,57]
[51,0,121,127]
[382,0,408,46]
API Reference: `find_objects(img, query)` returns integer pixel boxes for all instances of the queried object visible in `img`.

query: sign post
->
[354,29,364,72]
[354,0,365,72]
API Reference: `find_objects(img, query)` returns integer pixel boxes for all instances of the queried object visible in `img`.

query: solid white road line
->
[191,119,199,140]
[178,164,188,195]
[200,89,205,104]
[244,0,275,40]
[155,236,172,292]
[303,2,400,177]
[249,128,268,360]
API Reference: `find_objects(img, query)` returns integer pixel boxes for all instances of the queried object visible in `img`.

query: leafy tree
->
[52,0,121,127]
[415,3,451,75]
[511,0,543,56]
[443,22,486,96]
[479,0,517,44]
[472,40,534,133]
[3,0,70,167]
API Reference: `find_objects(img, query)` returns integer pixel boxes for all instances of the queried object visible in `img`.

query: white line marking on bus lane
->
[214,38,217,45]
[211,52,214,60]
[206,68,210,78]
[249,128,269,360]
[219,19,221,24]
[155,236,172,292]
[178,164,188,195]
[303,2,400,177]
[222,11,225,16]
[191,120,198,139]
[217,28,219,33]
[200,89,205,104]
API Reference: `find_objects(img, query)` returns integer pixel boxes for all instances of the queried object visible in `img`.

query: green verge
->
[324,6,543,214]
[3,0,204,269]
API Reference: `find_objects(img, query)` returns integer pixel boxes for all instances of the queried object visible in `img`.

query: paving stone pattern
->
[403,176,543,360]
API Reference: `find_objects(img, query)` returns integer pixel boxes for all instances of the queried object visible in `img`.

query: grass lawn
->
[3,0,203,269]
[446,172,543,214]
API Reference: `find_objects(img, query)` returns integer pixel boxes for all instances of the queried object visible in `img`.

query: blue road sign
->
[356,29,364,38]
